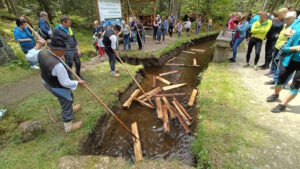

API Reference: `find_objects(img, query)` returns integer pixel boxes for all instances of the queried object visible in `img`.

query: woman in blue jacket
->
[267,29,300,113]
[229,15,249,62]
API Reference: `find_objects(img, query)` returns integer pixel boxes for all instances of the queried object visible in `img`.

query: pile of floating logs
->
[126,52,204,161]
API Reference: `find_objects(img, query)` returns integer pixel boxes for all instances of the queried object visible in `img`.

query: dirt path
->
[0,57,103,106]
[233,42,300,168]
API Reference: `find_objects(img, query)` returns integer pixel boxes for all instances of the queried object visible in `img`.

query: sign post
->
[97,0,122,27]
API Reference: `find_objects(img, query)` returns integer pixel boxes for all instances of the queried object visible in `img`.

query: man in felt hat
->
[38,35,86,132]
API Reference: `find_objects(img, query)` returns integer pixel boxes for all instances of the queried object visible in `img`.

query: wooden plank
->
[123,89,141,109]
[162,83,187,91]
[167,57,177,63]
[159,70,179,77]
[137,87,161,101]
[193,59,197,66]
[173,97,193,121]
[165,63,185,66]
[162,96,175,119]
[188,89,198,106]
[155,97,163,119]
[134,98,155,109]
[172,101,191,126]
[131,122,143,161]
[162,105,170,133]
[156,76,172,85]
[176,71,182,82]
[155,93,185,97]
[152,76,156,88]
[182,51,196,54]
[171,107,191,134]
[191,48,205,52]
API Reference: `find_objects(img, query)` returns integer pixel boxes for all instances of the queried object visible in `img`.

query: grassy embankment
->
[119,31,220,59]
[0,10,94,87]
[0,62,142,169]
[192,63,270,168]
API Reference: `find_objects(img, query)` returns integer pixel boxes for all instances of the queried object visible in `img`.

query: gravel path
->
[232,42,300,169]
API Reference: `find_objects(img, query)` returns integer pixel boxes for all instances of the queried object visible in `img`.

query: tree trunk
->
[270,0,278,13]
[8,0,19,16]
[59,0,68,14]
[172,0,181,19]
[4,0,12,14]
[0,0,5,9]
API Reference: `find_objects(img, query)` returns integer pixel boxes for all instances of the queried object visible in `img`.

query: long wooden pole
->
[115,54,154,107]
[26,24,139,140]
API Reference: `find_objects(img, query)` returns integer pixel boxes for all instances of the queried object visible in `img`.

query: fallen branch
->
[162,83,187,91]
[134,98,155,109]
[131,122,143,161]
[188,89,198,106]
[123,89,141,109]
[171,107,191,134]
[155,93,185,97]
[173,97,193,121]
[159,70,179,77]
[182,51,196,55]
[191,48,205,52]
[162,96,175,119]
[45,105,64,130]
[156,76,172,85]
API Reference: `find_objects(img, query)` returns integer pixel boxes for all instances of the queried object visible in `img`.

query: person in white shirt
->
[102,25,121,77]
[38,35,86,132]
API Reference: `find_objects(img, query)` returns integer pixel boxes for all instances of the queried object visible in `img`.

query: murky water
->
[86,40,215,165]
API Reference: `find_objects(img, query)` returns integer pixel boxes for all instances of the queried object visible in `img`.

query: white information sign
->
[98,0,122,20]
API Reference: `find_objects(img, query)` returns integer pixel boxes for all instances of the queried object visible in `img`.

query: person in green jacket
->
[244,12,272,70]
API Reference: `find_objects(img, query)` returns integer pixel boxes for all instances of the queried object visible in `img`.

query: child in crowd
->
[93,32,105,62]
[156,24,163,44]
[208,18,213,32]
[176,20,182,37]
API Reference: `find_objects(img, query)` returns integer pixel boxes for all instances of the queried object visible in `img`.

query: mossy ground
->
[192,63,269,168]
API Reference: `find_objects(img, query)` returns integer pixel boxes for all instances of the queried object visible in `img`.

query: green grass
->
[119,31,220,59]
[192,63,267,168]
[0,62,143,169]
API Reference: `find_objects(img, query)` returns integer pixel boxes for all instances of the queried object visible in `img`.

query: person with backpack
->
[38,11,52,41]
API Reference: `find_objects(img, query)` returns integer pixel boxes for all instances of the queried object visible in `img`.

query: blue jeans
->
[196,26,201,34]
[270,48,280,74]
[177,31,181,37]
[209,25,212,32]
[123,34,131,50]
[232,38,244,60]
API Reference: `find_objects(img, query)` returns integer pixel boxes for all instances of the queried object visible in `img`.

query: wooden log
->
[162,105,170,133]
[155,93,185,97]
[182,51,196,54]
[131,122,143,161]
[152,76,156,88]
[165,63,185,66]
[156,76,172,85]
[162,96,175,119]
[173,97,193,121]
[134,98,155,109]
[193,59,197,66]
[159,70,179,77]
[137,87,161,101]
[188,89,198,106]
[162,83,187,91]
[176,72,182,82]
[172,101,191,126]
[167,57,177,63]
[123,89,141,109]
[155,97,163,119]
[171,107,191,134]
[191,48,205,52]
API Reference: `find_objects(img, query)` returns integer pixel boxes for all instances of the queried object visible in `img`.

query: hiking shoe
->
[271,104,286,113]
[254,65,258,71]
[264,80,275,85]
[110,72,120,78]
[264,71,272,76]
[64,120,83,132]
[73,104,82,113]
[243,63,250,67]
[266,93,279,102]
[259,64,265,68]
[30,65,40,70]
[228,58,236,62]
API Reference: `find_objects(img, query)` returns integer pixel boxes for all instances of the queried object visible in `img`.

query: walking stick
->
[26,23,139,140]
